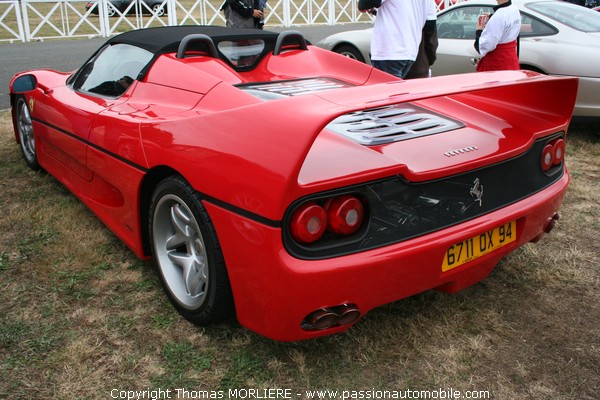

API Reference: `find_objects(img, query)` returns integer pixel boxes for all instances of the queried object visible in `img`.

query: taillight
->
[541,144,554,171]
[289,194,366,245]
[325,195,365,235]
[541,137,566,172]
[552,139,565,165]
[289,202,327,244]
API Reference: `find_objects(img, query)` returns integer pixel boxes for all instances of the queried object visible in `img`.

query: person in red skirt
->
[474,0,521,71]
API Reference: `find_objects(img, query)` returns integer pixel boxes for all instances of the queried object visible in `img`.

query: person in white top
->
[358,0,435,79]
[474,0,521,71]
[406,0,438,79]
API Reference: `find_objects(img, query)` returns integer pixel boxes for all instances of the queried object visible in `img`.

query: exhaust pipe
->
[530,212,560,243]
[302,303,361,331]
[306,308,339,330]
[544,212,560,233]
[337,304,361,325]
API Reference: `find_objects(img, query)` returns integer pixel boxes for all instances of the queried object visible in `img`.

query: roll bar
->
[177,34,219,59]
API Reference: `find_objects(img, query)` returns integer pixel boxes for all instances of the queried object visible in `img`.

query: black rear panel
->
[284,133,565,259]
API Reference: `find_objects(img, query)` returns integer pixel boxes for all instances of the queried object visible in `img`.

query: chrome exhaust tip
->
[530,212,560,243]
[336,304,361,325]
[544,212,560,234]
[302,303,361,331]
[306,308,339,330]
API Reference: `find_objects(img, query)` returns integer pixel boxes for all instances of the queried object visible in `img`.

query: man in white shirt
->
[406,0,438,79]
[358,0,434,79]
[474,0,521,71]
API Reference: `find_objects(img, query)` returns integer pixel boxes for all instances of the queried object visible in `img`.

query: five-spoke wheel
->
[15,96,39,170]
[149,176,233,324]
[151,3,165,16]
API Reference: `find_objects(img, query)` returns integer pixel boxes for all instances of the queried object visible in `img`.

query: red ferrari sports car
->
[10,26,577,341]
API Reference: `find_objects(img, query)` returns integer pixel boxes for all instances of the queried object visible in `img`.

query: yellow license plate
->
[442,221,517,272]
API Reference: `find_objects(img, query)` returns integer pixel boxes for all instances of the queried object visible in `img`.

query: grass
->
[0,110,599,399]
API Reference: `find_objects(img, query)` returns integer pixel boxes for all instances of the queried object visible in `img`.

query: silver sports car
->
[317,0,600,117]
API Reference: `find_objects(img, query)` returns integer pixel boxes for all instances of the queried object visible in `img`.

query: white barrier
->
[0,0,461,43]
[1,0,25,42]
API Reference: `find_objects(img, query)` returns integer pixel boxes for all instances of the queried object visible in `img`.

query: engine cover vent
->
[326,104,465,146]
[239,78,354,101]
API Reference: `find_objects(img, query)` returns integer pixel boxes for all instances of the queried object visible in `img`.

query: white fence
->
[0,0,459,43]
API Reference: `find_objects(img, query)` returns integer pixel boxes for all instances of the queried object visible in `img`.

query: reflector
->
[553,139,565,165]
[290,202,327,243]
[326,195,365,235]
[541,144,554,171]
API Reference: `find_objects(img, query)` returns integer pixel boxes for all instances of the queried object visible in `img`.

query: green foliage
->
[220,347,272,389]
[151,341,214,388]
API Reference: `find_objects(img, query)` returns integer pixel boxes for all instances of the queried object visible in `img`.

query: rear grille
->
[326,104,465,145]
[239,78,353,100]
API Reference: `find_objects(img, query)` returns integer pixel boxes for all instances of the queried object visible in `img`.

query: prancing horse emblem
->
[470,178,484,206]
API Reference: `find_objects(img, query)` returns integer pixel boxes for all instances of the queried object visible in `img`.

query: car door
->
[38,43,150,182]
[33,44,132,182]
[433,3,495,76]
[36,84,122,182]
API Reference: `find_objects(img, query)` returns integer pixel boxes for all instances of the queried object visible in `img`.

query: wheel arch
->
[332,41,358,51]
[10,93,20,143]
[332,42,363,55]
[139,165,181,257]
[520,63,546,74]
[141,168,236,323]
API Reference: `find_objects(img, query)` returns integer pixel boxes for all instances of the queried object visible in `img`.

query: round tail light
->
[552,139,565,165]
[541,144,554,172]
[326,195,365,235]
[290,202,327,244]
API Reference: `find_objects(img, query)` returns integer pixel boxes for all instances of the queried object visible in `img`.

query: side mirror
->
[12,74,38,93]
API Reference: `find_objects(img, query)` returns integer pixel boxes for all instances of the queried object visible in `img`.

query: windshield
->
[527,1,600,32]
[74,44,153,97]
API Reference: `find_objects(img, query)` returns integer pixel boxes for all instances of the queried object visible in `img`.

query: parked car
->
[317,0,600,117]
[85,0,167,17]
[10,25,577,341]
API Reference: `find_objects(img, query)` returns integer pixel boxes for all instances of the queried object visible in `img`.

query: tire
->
[149,175,234,325]
[520,65,545,74]
[151,3,165,16]
[106,6,116,17]
[15,96,40,170]
[334,44,366,64]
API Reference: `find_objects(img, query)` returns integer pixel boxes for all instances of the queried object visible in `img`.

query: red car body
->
[10,26,577,341]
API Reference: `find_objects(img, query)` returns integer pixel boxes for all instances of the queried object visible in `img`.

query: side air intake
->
[326,104,465,146]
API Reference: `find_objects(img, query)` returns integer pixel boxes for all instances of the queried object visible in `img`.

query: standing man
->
[358,0,433,79]
[474,0,521,71]
[406,0,439,79]
[222,0,264,29]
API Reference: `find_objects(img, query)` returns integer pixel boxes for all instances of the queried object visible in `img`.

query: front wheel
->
[106,5,117,17]
[151,3,165,16]
[149,176,234,325]
[15,96,39,170]
[334,44,366,64]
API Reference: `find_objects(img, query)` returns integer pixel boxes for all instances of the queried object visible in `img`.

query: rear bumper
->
[206,172,569,341]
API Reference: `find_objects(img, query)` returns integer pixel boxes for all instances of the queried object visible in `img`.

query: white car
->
[317,0,600,116]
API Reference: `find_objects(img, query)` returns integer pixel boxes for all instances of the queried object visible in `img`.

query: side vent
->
[326,104,465,145]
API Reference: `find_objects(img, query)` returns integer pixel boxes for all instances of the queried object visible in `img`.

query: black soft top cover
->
[107,25,281,55]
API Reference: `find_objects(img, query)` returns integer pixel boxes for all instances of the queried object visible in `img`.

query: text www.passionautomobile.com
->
[109,387,492,400]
